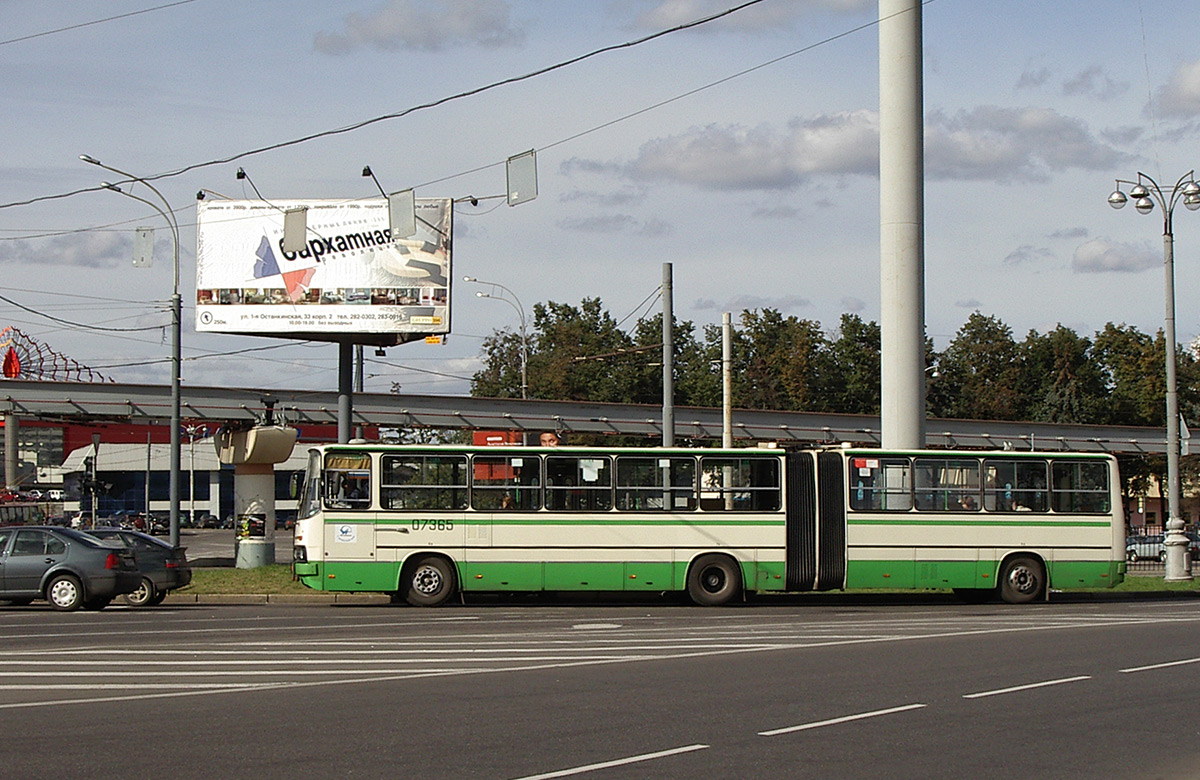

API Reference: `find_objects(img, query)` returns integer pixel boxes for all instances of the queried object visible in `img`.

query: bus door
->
[785,451,847,591]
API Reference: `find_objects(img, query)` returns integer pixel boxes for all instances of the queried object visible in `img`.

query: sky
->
[1,0,1199,398]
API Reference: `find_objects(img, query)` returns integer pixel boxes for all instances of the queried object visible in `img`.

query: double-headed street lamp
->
[464,276,528,399]
[81,155,183,550]
[1109,170,1200,581]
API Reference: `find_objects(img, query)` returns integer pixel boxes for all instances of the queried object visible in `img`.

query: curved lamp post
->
[81,155,183,550]
[464,276,528,399]
[1109,170,1200,581]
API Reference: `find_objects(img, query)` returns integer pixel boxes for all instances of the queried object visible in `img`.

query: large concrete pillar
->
[879,0,926,449]
[215,425,298,568]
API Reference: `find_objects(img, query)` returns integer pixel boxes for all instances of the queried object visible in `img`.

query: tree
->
[827,313,881,415]
[931,312,1024,420]
[732,309,833,412]
[1021,325,1106,423]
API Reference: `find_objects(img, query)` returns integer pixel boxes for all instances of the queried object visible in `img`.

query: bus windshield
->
[297,450,322,520]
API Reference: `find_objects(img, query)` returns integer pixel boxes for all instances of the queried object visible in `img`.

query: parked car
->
[89,528,191,607]
[198,514,220,529]
[0,526,140,611]
[1126,534,1166,562]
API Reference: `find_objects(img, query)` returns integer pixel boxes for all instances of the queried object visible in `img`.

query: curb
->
[163,593,390,605]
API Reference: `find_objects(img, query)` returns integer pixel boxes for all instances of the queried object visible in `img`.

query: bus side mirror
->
[289,472,303,499]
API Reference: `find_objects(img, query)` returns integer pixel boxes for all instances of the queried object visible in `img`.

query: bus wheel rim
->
[414,565,442,595]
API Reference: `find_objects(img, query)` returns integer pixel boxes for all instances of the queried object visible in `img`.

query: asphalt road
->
[1,597,1198,779]
[178,527,294,565]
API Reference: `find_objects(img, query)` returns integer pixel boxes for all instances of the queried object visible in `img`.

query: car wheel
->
[1159,550,1168,563]
[686,554,742,606]
[999,555,1045,604]
[83,596,112,610]
[1126,549,1138,563]
[403,556,457,607]
[123,577,157,607]
[46,574,84,611]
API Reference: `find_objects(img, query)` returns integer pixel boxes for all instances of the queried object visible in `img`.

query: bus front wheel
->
[687,555,741,606]
[403,556,457,607]
[999,555,1045,604]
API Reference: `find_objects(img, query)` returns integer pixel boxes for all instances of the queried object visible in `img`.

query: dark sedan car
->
[0,526,140,611]
[89,528,191,606]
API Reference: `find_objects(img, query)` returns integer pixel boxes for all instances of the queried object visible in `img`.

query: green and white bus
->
[291,444,1124,606]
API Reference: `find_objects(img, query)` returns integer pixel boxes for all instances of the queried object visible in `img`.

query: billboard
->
[195,198,452,343]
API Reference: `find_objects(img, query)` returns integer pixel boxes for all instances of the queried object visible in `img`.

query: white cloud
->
[1156,59,1200,118]
[587,105,1124,192]
[315,0,523,54]
[840,296,865,312]
[694,294,811,311]
[0,232,132,268]
[630,0,871,33]
[925,106,1128,182]
[1062,66,1127,100]
[556,214,672,237]
[625,111,877,191]
[1072,238,1158,273]
[1003,245,1053,266]
[1016,67,1051,90]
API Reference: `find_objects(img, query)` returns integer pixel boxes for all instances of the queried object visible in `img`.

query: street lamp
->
[81,155,183,550]
[1109,170,1200,581]
[464,276,528,399]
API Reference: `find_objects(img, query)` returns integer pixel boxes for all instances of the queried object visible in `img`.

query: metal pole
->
[354,344,365,440]
[722,312,733,449]
[144,431,150,517]
[1108,171,1198,581]
[662,263,674,447]
[338,341,353,444]
[4,414,17,491]
[878,0,926,449]
[80,156,183,548]
[91,432,100,528]
[170,291,181,547]
[1162,229,1190,580]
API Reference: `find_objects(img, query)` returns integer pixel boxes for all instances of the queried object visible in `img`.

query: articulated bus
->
[291,444,1124,606]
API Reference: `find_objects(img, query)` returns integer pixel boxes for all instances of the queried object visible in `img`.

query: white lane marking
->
[571,623,622,630]
[758,703,927,736]
[0,683,262,691]
[1120,657,1200,673]
[962,675,1091,699]
[507,744,708,780]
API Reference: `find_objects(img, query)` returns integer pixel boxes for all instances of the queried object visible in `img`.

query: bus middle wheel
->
[687,554,742,606]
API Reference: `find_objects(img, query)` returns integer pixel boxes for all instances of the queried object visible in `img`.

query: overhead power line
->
[0,0,768,213]
[0,1,200,48]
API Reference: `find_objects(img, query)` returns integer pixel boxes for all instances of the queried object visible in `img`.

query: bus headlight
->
[293,546,308,563]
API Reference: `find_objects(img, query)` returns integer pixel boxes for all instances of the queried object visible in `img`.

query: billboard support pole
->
[338,341,353,444]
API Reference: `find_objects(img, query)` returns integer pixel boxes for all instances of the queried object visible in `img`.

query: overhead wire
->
[0,0,769,214]
[0,0,200,47]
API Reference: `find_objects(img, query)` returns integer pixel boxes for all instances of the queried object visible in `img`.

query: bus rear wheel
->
[687,554,741,606]
[999,555,1045,604]
[403,556,457,607]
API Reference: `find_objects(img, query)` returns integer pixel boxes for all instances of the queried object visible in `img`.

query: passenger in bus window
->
[540,431,562,446]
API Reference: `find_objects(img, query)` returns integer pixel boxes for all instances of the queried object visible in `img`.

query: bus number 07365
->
[411,519,454,532]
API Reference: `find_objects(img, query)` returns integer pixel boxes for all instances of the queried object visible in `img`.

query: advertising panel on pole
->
[195,198,452,344]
